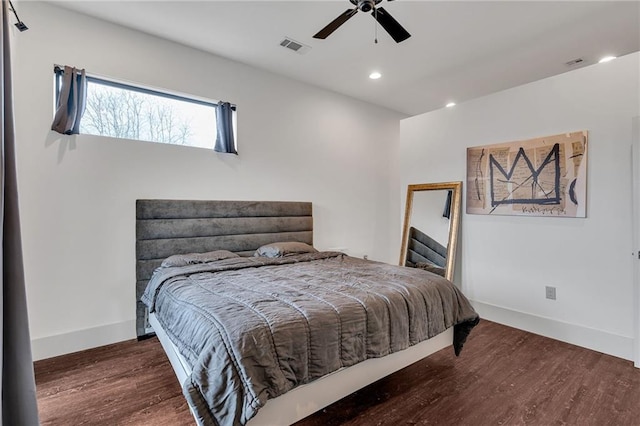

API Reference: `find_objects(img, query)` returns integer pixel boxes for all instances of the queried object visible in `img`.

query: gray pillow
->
[161,250,240,267]
[254,242,318,258]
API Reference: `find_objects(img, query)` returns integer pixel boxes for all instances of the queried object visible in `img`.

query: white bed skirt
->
[149,313,453,425]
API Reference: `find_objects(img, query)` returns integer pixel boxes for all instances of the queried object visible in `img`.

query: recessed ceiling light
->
[369,71,382,80]
[598,56,617,63]
[446,102,456,108]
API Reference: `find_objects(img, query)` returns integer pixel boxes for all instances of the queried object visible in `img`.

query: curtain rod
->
[53,65,236,110]
[8,0,28,31]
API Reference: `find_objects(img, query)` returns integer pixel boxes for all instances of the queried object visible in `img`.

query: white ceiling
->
[50,1,639,116]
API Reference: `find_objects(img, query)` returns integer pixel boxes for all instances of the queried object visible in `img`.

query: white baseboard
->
[31,320,136,361]
[472,300,635,362]
[30,305,636,366]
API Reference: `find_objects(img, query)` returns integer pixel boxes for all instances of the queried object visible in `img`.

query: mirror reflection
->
[399,182,462,282]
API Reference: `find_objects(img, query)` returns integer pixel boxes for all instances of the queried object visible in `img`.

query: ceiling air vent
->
[280,37,311,55]
[565,58,584,67]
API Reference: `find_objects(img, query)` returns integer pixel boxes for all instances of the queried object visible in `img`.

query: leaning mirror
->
[399,182,462,282]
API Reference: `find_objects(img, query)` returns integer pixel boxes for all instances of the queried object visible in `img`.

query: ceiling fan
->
[313,0,411,44]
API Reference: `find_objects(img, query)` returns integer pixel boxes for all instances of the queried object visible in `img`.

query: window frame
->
[53,66,237,149]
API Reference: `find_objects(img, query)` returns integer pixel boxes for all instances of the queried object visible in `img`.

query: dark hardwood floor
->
[35,336,191,425]
[35,320,640,425]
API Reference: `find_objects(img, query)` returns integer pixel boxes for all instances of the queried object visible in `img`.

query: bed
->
[136,200,479,426]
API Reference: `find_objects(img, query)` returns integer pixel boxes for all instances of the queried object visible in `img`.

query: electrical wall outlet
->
[545,286,557,300]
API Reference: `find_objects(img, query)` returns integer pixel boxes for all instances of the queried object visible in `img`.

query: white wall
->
[13,2,404,360]
[400,52,640,360]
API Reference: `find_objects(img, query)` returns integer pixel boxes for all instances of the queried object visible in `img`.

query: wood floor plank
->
[35,320,640,425]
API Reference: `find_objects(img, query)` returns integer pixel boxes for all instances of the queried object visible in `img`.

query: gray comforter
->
[141,252,479,426]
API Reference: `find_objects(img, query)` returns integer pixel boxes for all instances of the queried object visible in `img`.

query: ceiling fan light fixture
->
[358,0,376,13]
[369,71,382,80]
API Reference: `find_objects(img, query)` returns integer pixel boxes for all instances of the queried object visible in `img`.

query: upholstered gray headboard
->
[135,200,313,338]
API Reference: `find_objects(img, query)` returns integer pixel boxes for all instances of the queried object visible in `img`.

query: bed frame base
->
[150,313,452,425]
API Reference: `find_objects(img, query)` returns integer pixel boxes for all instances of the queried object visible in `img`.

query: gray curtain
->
[442,190,452,219]
[1,0,40,424]
[214,101,237,154]
[51,65,87,135]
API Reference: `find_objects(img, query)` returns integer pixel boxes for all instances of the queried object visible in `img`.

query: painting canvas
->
[466,131,588,217]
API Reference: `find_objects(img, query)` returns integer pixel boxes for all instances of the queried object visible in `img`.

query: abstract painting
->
[466,131,588,217]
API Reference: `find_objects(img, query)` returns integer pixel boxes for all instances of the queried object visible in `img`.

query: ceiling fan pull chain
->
[374,7,378,44]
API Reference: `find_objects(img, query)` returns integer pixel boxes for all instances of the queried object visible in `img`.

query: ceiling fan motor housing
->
[351,0,383,13]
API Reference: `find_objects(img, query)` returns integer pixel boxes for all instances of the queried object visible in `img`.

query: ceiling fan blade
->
[313,8,358,39]
[372,7,411,43]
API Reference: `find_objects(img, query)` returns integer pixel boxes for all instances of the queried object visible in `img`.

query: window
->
[54,68,233,150]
